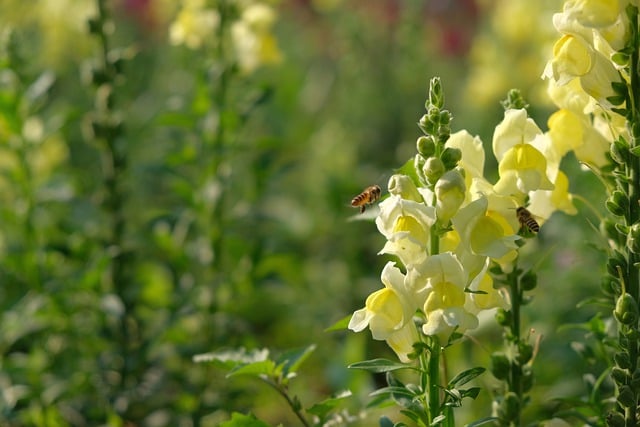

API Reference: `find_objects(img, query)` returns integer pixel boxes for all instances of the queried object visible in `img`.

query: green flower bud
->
[606,190,628,217]
[415,154,427,184]
[611,366,630,384]
[497,392,520,422]
[614,352,631,369]
[610,138,628,165]
[423,157,445,185]
[517,343,533,365]
[490,352,510,381]
[441,147,462,170]
[428,77,444,109]
[606,411,625,427]
[387,174,423,202]
[416,136,436,157]
[418,114,436,135]
[616,385,636,408]
[495,309,511,326]
[439,110,451,125]
[614,293,639,326]
[521,270,537,291]
[628,223,640,254]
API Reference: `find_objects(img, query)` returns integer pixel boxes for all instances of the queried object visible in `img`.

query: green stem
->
[427,335,441,425]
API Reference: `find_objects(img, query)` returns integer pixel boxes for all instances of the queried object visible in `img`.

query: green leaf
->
[219,412,272,427]
[348,358,412,373]
[306,390,352,417]
[466,417,499,427]
[193,348,270,369]
[448,367,485,387]
[325,315,351,332]
[370,386,416,400]
[228,360,277,378]
[459,387,481,399]
[276,344,316,377]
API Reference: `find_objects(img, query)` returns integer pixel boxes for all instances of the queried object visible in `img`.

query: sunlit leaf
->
[276,344,316,377]
[219,412,272,427]
[325,315,351,332]
[228,360,277,378]
[306,390,352,417]
[348,358,412,373]
[448,367,485,387]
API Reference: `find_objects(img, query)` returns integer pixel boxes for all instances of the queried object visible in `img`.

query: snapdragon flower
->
[376,193,437,268]
[348,262,420,362]
[452,197,520,260]
[409,253,479,340]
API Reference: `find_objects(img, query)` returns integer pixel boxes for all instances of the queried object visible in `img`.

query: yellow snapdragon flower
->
[376,193,437,268]
[348,262,420,362]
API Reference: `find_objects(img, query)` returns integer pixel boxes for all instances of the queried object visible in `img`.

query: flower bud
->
[418,114,436,136]
[441,147,462,170]
[521,365,533,392]
[423,157,444,185]
[614,352,631,369]
[517,343,533,365]
[387,174,423,202]
[490,352,510,380]
[616,385,635,408]
[495,309,511,326]
[611,366,630,384]
[611,137,629,165]
[606,411,625,427]
[435,170,466,222]
[628,223,640,254]
[497,392,520,422]
[606,190,628,217]
[614,293,639,326]
[415,154,427,183]
[416,136,436,157]
[521,270,537,291]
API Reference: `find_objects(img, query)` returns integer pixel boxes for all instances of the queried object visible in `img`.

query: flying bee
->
[516,206,540,234]
[351,185,381,213]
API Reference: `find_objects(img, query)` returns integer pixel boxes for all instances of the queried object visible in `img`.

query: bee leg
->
[360,206,365,214]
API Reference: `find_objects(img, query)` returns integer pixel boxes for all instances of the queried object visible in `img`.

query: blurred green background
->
[0,0,610,425]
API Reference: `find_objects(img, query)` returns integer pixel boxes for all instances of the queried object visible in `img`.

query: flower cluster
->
[169,0,282,74]
[542,0,628,168]
[349,79,577,362]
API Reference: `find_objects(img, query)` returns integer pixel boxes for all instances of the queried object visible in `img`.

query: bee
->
[351,185,381,213]
[516,206,540,233]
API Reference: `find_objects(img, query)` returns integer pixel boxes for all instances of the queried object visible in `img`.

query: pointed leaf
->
[306,390,352,417]
[395,157,421,188]
[276,344,316,377]
[219,412,272,427]
[193,348,270,369]
[349,358,412,373]
[325,315,351,332]
[370,386,416,400]
[459,387,481,400]
[448,367,485,387]
[227,360,277,378]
